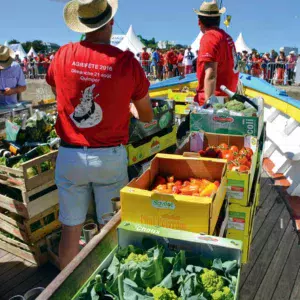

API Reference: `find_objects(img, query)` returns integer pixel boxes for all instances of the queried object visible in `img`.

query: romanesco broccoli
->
[124,252,149,264]
[213,103,225,110]
[225,100,245,112]
[147,286,178,300]
[200,269,224,295]
[242,107,257,117]
[211,286,234,300]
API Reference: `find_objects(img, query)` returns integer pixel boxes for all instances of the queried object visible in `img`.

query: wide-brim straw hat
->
[64,0,118,34]
[0,45,15,69]
[194,1,226,17]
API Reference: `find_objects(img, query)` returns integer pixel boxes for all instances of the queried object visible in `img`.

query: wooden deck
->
[1,173,300,299]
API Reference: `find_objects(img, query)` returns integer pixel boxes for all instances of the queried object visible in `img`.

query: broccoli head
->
[211,286,234,300]
[200,269,224,295]
[124,252,149,264]
[225,100,245,112]
[147,286,178,300]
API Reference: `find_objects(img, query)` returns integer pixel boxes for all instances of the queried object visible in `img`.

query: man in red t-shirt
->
[46,0,153,269]
[141,47,150,74]
[194,2,239,106]
[166,47,177,78]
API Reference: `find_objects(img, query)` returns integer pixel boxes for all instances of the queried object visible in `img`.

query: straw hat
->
[64,0,118,34]
[194,1,226,17]
[279,47,284,52]
[0,45,15,69]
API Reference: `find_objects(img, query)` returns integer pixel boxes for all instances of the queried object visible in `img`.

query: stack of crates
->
[167,89,196,117]
[0,150,60,265]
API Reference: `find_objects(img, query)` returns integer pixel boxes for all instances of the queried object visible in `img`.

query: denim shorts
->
[55,145,128,226]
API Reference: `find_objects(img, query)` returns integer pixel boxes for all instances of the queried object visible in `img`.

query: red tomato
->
[239,147,253,160]
[236,155,248,166]
[172,186,181,194]
[218,143,229,150]
[183,181,191,187]
[221,150,234,161]
[181,187,194,196]
[174,180,183,187]
[238,165,250,173]
[230,145,239,154]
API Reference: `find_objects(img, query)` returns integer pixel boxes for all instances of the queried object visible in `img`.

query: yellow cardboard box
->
[227,232,251,264]
[168,89,196,103]
[121,154,227,234]
[189,132,258,206]
[175,104,191,115]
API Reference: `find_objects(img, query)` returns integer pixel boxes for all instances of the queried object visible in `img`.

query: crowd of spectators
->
[137,46,198,80]
[237,48,298,86]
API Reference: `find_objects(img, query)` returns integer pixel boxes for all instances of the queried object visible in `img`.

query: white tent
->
[4,41,8,47]
[9,44,27,60]
[28,47,37,57]
[191,31,203,55]
[117,25,146,55]
[235,33,251,54]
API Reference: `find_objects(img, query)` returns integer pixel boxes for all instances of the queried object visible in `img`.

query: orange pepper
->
[167,183,175,189]
[200,183,218,197]
[180,187,194,196]
[155,184,167,191]
[167,176,175,183]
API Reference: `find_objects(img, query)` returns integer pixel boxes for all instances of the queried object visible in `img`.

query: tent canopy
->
[191,31,203,55]
[9,44,27,60]
[235,33,251,54]
[28,47,37,57]
[117,25,146,55]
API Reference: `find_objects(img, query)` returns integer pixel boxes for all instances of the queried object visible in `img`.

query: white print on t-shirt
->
[72,61,113,72]
[70,84,103,129]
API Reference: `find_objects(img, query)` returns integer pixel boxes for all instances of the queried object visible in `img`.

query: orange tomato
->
[181,187,194,196]
[167,176,175,183]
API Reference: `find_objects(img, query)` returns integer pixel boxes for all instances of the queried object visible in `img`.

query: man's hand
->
[3,88,16,96]
[132,93,153,123]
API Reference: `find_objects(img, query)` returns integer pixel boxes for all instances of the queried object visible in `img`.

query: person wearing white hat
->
[0,45,26,106]
[46,0,153,269]
[193,1,239,105]
[287,51,297,85]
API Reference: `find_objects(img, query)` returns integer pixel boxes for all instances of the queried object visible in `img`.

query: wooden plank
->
[271,238,300,300]
[240,207,290,300]
[0,234,32,251]
[0,255,24,277]
[0,248,8,259]
[253,221,295,300]
[290,267,300,300]
[0,210,26,230]
[256,177,273,210]
[0,220,29,243]
[240,193,285,287]
[0,194,29,218]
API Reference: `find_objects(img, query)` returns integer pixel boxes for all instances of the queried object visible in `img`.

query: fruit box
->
[190,98,264,137]
[175,103,191,115]
[187,132,258,207]
[168,89,196,103]
[121,154,227,234]
[73,222,242,300]
[128,98,175,143]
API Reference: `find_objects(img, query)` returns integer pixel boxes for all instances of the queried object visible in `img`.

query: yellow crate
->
[226,232,250,264]
[126,126,177,166]
[175,104,191,115]
[121,154,227,234]
[168,89,196,103]
[0,204,61,243]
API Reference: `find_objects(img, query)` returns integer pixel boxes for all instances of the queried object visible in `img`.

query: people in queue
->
[276,48,287,85]
[287,51,297,85]
[46,0,153,270]
[0,45,27,106]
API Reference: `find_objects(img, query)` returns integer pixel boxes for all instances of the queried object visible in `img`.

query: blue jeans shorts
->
[55,145,128,226]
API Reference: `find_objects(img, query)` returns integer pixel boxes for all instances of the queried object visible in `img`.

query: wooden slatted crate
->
[0,232,48,265]
[0,150,58,192]
[0,204,61,243]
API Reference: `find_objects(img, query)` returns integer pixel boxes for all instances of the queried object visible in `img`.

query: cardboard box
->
[226,232,250,264]
[189,132,258,206]
[175,104,191,115]
[74,222,242,300]
[190,99,264,137]
[121,154,227,234]
[129,98,175,143]
[168,89,196,103]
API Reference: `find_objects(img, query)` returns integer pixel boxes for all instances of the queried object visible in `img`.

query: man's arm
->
[131,93,153,123]
[51,86,57,97]
[204,62,218,102]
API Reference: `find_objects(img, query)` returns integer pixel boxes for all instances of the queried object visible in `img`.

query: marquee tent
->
[235,33,251,54]
[117,25,145,55]
[9,43,27,60]
[28,47,37,57]
[191,31,203,55]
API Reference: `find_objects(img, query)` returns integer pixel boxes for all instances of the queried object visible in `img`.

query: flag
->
[224,15,232,28]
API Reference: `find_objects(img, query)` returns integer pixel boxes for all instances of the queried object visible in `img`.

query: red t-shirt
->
[46,42,149,147]
[196,28,239,105]
[177,53,184,64]
[141,52,150,66]
[167,51,177,65]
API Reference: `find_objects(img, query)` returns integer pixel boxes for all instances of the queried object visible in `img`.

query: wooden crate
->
[0,183,59,219]
[0,204,61,243]
[0,150,58,192]
[46,230,61,269]
[0,232,48,265]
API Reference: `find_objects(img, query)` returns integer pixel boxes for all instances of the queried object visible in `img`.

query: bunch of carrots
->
[151,176,220,197]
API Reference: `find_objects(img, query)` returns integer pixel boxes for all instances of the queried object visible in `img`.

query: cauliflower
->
[124,252,149,264]
[200,269,224,295]
[147,286,178,300]
[225,100,245,112]
[211,286,234,300]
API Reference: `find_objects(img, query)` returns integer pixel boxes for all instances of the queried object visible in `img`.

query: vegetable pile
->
[79,244,238,300]
[213,100,257,117]
[151,176,220,197]
[198,143,254,173]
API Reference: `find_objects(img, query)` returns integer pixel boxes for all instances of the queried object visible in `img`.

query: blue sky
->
[1,0,300,52]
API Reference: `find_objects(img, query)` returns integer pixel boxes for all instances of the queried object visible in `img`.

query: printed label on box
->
[228,211,246,231]
[227,179,245,199]
[152,200,176,210]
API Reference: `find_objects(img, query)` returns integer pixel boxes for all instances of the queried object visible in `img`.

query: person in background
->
[276,48,287,85]
[183,46,195,75]
[193,1,239,106]
[269,49,278,83]
[177,49,184,76]
[262,52,271,81]
[151,48,160,79]
[0,45,26,106]
[141,47,150,75]
[22,57,29,78]
[46,0,153,270]
[43,55,50,77]
[192,50,198,72]
[157,49,163,80]
[15,53,21,64]
[166,47,177,78]
[287,51,297,85]
[251,53,262,78]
